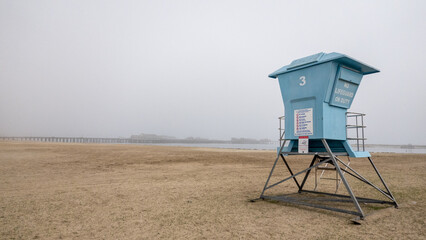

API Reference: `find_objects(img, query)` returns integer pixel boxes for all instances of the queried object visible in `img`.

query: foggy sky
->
[1,0,425,144]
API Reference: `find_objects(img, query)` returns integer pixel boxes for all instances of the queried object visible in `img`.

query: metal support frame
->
[257,138,398,219]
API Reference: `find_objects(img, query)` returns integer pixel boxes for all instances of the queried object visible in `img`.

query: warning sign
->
[298,136,309,153]
[294,108,313,136]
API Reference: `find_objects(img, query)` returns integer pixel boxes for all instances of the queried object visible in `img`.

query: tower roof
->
[269,52,379,78]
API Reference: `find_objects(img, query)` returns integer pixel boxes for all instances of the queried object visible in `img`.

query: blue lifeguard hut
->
[270,52,377,157]
[254,52,398,221]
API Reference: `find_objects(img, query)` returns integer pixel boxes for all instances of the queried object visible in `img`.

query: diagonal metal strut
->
[334,156,397,203]
[321,139,365,217]
[264,157,331,191]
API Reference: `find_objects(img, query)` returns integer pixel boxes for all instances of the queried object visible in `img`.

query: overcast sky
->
[0,0,425,144]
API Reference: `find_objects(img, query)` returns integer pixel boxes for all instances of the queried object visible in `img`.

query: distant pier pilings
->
[0,137,275,145]
[0,137,132,144]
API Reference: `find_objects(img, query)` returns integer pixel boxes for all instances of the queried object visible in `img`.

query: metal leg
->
[314,161,318,190]
[260,153,281,198]
[322,139,365,218]
[260,139,288,197]
[368,157,399,208]
[335,156,351,193]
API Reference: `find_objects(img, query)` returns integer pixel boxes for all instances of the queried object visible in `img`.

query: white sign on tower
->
[294,108,313,136]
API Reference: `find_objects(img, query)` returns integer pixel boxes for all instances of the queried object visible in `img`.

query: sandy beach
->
[0,141,425,239]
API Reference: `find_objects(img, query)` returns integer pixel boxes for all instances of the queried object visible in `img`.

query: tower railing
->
[278,116,285,147]
[346,112,366,152]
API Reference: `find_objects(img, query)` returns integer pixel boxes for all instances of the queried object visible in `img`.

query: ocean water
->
[364,147,426,154]
[141,143,426,154]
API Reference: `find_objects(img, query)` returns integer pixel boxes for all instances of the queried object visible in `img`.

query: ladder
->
[314,157,351,193]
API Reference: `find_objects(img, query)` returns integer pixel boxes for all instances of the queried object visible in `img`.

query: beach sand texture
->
[0,141,425,239]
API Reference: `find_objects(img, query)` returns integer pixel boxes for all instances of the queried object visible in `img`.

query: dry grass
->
[0,141,425,239]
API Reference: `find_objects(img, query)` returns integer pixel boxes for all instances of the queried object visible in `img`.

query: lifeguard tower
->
[256,52,398,221]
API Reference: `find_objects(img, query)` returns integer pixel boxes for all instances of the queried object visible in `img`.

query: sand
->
[0,141,425,239]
